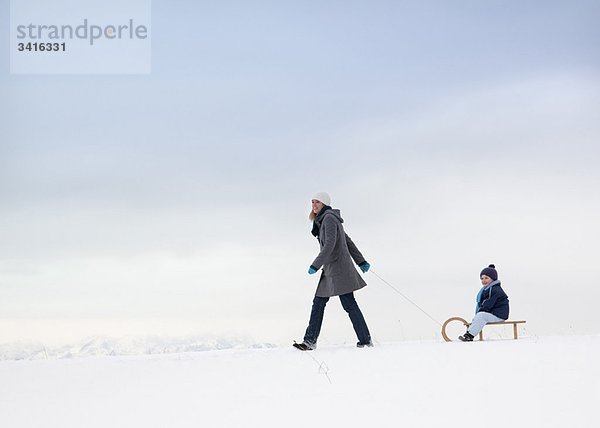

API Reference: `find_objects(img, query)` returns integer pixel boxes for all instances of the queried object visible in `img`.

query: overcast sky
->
[1,1,599,345]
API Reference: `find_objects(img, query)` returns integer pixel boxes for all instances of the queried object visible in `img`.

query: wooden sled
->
[442,317,526,342]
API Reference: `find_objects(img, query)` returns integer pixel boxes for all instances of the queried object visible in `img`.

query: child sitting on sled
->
[459,264,510,342]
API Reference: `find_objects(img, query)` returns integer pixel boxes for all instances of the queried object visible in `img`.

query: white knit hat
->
[312,191,331,206]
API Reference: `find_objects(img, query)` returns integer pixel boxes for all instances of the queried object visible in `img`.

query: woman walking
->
[294,192,373,350]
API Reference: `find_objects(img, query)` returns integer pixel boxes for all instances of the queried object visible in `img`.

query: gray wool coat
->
[311,209,367,298]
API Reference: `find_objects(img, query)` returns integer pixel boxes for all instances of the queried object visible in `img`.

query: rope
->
[370,269,442,327]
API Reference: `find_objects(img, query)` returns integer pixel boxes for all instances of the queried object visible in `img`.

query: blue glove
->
[359,261,370,273]
[308,266,318,275]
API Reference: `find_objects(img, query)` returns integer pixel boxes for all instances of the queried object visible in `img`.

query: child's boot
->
[458,332,474,342]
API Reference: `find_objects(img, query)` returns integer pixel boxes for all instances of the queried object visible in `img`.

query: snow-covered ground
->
[0,335,597,428]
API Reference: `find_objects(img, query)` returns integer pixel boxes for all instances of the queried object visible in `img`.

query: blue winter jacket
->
[476,280,509,320]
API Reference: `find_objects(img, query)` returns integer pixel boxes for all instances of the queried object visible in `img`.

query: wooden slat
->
[486,321,526,325]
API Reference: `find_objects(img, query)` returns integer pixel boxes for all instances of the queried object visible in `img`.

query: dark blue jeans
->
[303,292,371,345]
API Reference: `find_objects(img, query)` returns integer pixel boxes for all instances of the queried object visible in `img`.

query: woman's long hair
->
[309,210,317,221]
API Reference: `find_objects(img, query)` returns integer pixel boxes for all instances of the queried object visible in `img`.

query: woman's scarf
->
[311,206,332,238]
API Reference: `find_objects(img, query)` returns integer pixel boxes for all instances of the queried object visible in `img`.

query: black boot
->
[293,341,316,351]
[458,332,474,342]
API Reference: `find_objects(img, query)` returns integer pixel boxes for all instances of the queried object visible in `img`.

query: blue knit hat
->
[480,264,498,281]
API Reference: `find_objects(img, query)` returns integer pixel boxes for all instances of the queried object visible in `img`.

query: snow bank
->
[0,335,275,360]
[0,335,597,428]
